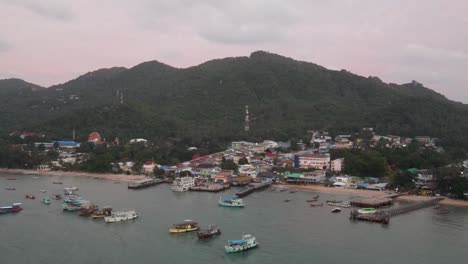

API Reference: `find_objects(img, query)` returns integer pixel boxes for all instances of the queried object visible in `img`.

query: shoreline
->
[287,184,468,208]
[0,168,147,182]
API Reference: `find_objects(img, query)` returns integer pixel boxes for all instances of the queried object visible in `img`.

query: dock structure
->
[235,181,272,198]
[350,198,444,224]
[190,184,230,193]
[350,198,393,208]
[128,179,164,189]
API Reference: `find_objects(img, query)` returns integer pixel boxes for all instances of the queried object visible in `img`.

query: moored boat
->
[62,204,81,211]
[0,203,23,214]
[79,205,99,216]
[310,202,323,207]
[306,199,318,202]
[25,194,36,199]
[52,194,62,200]
[104,210,138,223]
[225,234,258,253]
[284,198,291,202]
[357,208,377,214]
[197,225,221,239]
[53,181,63,184]
[332,208,342,213]
[42,197,51,204]
[169,220,199,233]
[91,206,113,219]
[218,197,245,207]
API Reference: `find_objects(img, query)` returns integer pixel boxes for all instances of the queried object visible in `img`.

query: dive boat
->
[357,208,377,214]
[331,208,342,213]
[197,225,221,239]
[218,197,245,207]
[0,203,23,214]
[52,194,62,200]
[104,210,138,223]
[91,206,113,219]
[169,220,199,233]
[42,197,51,204]
[225,234,258,253]
[171,177,195,192]
[25,194,36,199]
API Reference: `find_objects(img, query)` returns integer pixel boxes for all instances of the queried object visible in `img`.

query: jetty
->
[350,198,393,208]
[350,198,444,224]
[190,184,229,192]
[235,181,272,197]
[128,179,164,189]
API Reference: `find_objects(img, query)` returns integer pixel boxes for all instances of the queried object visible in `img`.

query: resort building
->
[330,158,344,172]
[294,153,330,170]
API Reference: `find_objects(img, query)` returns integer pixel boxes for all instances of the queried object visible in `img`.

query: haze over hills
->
[1,51,467,149]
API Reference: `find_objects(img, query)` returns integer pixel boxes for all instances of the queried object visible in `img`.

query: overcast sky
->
[1,0,467,102]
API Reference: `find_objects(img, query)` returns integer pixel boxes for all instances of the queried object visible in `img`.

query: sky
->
[1,0,467,102]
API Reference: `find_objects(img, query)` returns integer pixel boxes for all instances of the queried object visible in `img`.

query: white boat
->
[171,177,195,192]
[225,234,258,253]
[104,210,138,223]
[218,197,245,207]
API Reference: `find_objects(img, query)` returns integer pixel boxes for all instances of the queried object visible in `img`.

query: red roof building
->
[88,132,103,144]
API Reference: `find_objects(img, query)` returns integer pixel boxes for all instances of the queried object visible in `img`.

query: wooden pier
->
[128,179,164,189]
[190,184,229,192]
[350,198,444,224]
[235,181,272,197]
[350,198,393,208]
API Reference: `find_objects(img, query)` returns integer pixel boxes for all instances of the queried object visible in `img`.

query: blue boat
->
[218,196,245,207]
[0,203,23,214]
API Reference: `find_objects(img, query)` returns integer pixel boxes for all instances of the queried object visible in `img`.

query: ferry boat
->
[25,194,36,199]
[197,225,221,239]
[171,177,195,192]
[0,203,23,214]
[91,206,113,219]
[357,208,377,214]
[104,210,138,223]
[218,197,245,207]
[42,197,51,205]
[169,220,199,233]
[225,234,258,253]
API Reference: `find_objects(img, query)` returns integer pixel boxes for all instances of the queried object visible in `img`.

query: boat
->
[40,190,47,193]
[62,204,81,211]
[5,188,16,191]
[79,205,99,216]
[42,197,51,205]
[306,199,318,202]
[357,208,377,214]
[218,197,245,207]
[197,225,221,239]
[436,209,450,215]
[25,194,36,199]
[91,206,113,219]
[310,203,323,207]
[313,194,320,199]
[64,196,89,205]
[169,220,200,233]
[332,208,342,213]
[289,190,297,193]
[52,194,62,200]
[52,181,63,184]
[64,187,77,195]
[327,202,351,208]
[104,210,138,223]
[0,203,23,214]
[114,181,120,184]
[71,186,79,190]
[433,205,441,209]
[171,177,195,192]
[326,200,342,203]
[284,198,291,202]
[225,234,258,253]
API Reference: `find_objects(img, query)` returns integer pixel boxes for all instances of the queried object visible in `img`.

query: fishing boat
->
[218,197,245,207]
[91,206,113,219]
[171,177,195,192]
[357,208,377,214]
[169,220,199,233]
[5,188,15,191]
[331,208,342,213]
[104,210,138,223]
[62,204,81,211]
[79,205,99,216]
[52,194,62,200]
[41,197,51,205]
[225,234,258,253]
[197,225,221,239]
[52,181,63,184]
[25,194,36,199]
[310,203,323,207]
[0,203,23,214]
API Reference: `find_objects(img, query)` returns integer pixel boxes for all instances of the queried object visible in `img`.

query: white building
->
[331,158,344,172]
[294,153,330,170]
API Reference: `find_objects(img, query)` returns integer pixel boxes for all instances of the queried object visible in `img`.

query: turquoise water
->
[1,173,468,264]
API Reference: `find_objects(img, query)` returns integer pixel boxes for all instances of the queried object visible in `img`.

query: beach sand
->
[0,168,146,182]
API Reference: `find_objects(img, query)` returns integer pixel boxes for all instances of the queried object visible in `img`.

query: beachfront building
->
[332,176,350,187]
[330,158,344,172]
[238,164,259,178]
[143,161,157,175]
[294,153,330,170]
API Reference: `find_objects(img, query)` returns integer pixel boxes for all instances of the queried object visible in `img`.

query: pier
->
[350,198,393,208]
[128,179,164,189]
[190,184,230,192]
[235,181,272,197]
[350,198,444,224]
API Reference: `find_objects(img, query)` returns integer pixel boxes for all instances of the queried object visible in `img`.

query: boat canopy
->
[228,240,246,245]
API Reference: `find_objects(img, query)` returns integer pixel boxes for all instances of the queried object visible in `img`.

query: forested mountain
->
[1,51,468,149]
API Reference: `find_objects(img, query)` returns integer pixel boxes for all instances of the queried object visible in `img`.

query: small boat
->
[7,178,16,180]
[52,181,63,184]
[52,194,62,200]
[332,208,342,213]
[104,210,138,223]
[197,225,221,239]
[313,194,320,199]
[284,198,291,202]
[40,190,47,193]
[91,206,113,219]
[358,208,377,214]
[218,197,245,207]
[70,186,79,191]
[33,176,39,179]
[327,202,351,208]
[279,189,288,192]
[326,200,342,203]
[169,220,199,233]
[79,205,98,216]
[5,188,16,191]
[289,190,297,193]
[436,209,450,215]
[433,205,441,209]
[0,203,23,214]
[62,204,81,211]
[25,194,36,199]
[306,199,318,202]
[41,197,51,205]
[310,203,323,207]
[225,234,258,253]
[64,188,77,195]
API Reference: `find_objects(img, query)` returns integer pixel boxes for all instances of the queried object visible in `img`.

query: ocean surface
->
[1,173,467,264]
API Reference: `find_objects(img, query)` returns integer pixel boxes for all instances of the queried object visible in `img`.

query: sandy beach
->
[288,184,468,207]
[0,168,146,182]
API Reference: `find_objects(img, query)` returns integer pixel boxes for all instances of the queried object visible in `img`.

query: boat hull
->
[197,229,221,239]
[169,227,199,233]
[225,243,258,253]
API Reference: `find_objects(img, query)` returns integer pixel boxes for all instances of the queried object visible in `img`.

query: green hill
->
[1,51,468,149]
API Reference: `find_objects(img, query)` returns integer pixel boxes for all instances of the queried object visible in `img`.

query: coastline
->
[0,168,146,182]
[287,184,468,207]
